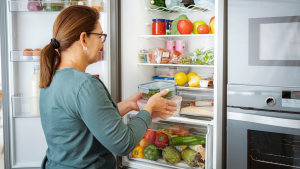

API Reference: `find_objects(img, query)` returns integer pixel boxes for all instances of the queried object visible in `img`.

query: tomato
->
[197,25,210,34]
[144,129,156,143]
[177,20,193,34]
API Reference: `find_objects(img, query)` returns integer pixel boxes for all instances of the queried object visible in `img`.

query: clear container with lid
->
[137,95,182,122]
[43,0,63,11]
[152,76,175,82]
[152,19,166,35]
[138,81,177,99]
[155,66,189,77]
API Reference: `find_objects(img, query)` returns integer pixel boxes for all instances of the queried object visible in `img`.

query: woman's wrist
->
[143,103,153,115]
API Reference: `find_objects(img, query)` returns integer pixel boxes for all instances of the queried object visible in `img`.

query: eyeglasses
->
[87,33,107,43]
[77,33,107,43]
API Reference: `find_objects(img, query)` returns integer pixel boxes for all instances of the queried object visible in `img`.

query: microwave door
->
[228,0,300,87]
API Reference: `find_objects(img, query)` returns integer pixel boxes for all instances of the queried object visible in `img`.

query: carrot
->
[175,130,189,136]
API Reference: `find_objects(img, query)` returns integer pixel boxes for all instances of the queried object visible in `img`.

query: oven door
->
[228,0,300,87]
[227,107,300,169]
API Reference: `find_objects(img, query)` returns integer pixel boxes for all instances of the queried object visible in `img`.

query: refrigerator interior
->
[5,0,111,167]
[120,0,216,168]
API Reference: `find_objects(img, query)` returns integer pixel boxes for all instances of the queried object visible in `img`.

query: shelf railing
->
[11,94,40,118]
[145,3,215,13]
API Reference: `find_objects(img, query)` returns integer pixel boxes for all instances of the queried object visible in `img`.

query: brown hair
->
[39,5,99,88]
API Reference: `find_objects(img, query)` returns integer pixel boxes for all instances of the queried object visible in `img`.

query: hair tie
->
[50,38,60,49]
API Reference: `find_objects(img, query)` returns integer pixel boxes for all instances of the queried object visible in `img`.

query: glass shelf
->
[145,4,215,13]
[9,1,104,12]
[11,94,40,118]
[10,50,104,62]
[137,63,214,68]
[138,34,214,39]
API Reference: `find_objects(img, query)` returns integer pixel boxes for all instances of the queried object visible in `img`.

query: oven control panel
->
[282,91,300,108]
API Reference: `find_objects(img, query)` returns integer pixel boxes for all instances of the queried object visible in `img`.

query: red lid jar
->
[152,19,166,35]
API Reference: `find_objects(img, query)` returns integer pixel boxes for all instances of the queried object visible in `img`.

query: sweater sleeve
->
[76,76,152,156]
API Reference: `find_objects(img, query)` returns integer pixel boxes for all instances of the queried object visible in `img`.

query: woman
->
[39,5,177,169]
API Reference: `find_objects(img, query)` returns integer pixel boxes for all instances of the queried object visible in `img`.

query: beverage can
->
[175,40,185,53]
[166,40,175,51]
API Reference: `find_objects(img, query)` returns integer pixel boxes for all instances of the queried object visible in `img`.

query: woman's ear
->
[79,32,88,50]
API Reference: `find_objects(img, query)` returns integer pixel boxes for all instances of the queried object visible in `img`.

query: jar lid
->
[152,19,166,21]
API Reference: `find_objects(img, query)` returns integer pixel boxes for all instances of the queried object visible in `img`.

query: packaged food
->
[166,40,175,51]
[138,81,177,99]
[192,47,214,65]
[155,66,189,77]
[165,20,173,35]
[137,95,182,122]
[152,76,175,82]
[175,40,185,53]
[178,53,192,64]
[27,0,43,11]
[23,48,33,61]
[152,19,166,35]
[140,49,147,62]
[200,80,213,87]
[32,48,41,61]
[169,51,182,64]
[43,0,64,11]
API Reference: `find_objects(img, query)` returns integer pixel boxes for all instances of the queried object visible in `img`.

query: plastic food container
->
[138,81,177,99]
[200,80,213,88]
[137,96,182,122]
[152,76,175,82]
[152,19,166,35]
[155,66,189,77]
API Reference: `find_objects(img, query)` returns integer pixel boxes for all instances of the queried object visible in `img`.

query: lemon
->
[188,75,202,87]
[174,72,188,86]
[187,72,198,82]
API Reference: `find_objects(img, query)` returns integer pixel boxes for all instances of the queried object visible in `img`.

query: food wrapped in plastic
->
[178,52,193,64]
[169,51,182,64]
[192,47,214,65]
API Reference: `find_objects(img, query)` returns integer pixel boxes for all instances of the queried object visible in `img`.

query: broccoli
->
[142,90,174,99]
[171,15,190,35]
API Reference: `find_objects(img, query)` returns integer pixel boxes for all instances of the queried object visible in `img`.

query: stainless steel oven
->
[227,85,300,169]
[228,0,300,87]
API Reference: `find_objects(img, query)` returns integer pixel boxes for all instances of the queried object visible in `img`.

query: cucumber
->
[169,136,206,146]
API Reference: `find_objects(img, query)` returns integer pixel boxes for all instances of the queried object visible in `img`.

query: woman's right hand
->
[143,89,178,120]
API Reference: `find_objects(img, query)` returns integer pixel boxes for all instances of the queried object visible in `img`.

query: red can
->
[152,19,166,35]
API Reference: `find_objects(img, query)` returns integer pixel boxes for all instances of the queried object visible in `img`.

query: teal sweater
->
[40,68,152,169]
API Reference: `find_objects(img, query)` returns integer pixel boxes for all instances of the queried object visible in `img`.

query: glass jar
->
[152,19,166,35]
[43,0,64,11]
[27,0,43,11]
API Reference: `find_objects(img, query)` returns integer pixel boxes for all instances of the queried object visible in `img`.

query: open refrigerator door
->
[1,0,111,168]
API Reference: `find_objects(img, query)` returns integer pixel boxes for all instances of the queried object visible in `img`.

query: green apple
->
[193,21,207,34]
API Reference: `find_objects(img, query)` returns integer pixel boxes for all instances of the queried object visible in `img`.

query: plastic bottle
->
[30,65,41,117]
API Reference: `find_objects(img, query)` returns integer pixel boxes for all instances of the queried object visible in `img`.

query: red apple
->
[177,20,193,34]
[210,16,215,24]
[197,25,210,34]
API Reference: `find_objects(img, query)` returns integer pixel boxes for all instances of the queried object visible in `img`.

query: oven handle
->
[228,112,300,129]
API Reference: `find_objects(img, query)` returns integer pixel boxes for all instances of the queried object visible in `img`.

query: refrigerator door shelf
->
[11,94,41,118]
[11,50,40,62]
[9,1,106,13]
[138,34,215,39]
[123,112,213,169]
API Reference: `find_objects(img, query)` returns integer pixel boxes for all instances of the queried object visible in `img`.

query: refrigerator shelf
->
[11,94,41,118]
[138,63,214,68]
[145,4,214,13]
[138,34,214,39]
[10,50,104,62]
[8,1,105,13]
[177,85,214,91]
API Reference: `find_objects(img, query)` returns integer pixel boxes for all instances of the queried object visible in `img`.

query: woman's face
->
[84,21,104,63]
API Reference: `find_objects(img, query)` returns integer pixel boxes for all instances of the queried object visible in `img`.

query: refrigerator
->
[0,0,226,168]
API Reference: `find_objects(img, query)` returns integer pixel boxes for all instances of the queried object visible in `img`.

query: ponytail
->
[39,5,99,89]
[39,44,61,88]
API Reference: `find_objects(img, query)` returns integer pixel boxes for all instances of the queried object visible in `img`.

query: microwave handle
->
[228,112,300,129]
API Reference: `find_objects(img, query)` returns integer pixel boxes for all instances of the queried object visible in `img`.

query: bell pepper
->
[155,133,169,148]
[144,129,156,143]
[144,145,162,161]
[139,138,153,148]
[156,128,173,135]
[132,146,145,158]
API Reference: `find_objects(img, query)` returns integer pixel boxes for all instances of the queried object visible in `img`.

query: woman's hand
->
[117,92,143,117]
[143,89,178,120]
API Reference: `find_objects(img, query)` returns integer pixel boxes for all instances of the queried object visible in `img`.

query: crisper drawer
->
[177,90,214,118]
[123,113,213,169]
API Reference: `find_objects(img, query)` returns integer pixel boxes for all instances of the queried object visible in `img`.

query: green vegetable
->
[169,136,206,146]
[183,149,205,168]
[142,90,173,99]
[144,145,162,161]
[162,147,181,164]
[192,47,214,65]
[171,15,190,35]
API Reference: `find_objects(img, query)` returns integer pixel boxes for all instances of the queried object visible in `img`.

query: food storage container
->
[137,96,182,122]
[152,76,175,82]
[155,66,189,77]
[43,0,63,11]
[200,80,213,87]
[152,19,166,35]
[138,81,177,99]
